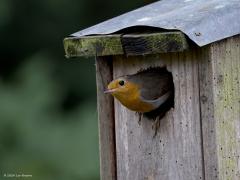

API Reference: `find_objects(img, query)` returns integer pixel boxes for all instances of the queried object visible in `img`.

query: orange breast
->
[113,86,155,113]
[121,97,155,113]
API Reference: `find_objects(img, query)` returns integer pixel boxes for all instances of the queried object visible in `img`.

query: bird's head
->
[104,77,139,99]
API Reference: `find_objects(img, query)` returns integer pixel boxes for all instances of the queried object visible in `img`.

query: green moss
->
[63,35,123,58]
[213,44,239,179]
[63,32,189,58]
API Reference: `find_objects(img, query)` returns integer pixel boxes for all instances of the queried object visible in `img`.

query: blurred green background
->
[0,0,144,179]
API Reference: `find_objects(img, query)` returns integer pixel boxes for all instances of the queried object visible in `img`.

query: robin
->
[104,68,174,114]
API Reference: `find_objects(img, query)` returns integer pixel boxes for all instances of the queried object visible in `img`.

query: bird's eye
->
[119,80,125,86]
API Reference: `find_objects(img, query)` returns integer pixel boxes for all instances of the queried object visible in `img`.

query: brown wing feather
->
[126,68,173,100]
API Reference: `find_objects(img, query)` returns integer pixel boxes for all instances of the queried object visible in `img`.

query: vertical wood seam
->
[107,58,117,180]
[96,56,117,180]
[110,58,117,180]
[197,50,206,180]
[105,58,117,180]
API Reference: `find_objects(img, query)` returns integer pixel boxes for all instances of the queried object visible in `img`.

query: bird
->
[104,68,174,114]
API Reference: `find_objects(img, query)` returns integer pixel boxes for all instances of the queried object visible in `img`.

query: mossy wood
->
[63,32,188,57]
[199,36,240,180]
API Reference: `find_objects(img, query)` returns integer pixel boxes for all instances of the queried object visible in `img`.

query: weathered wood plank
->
[64,35,123,58]
[197,46,218,180]
[122,32,188,55]
[199,35,240,180]
[63,32,189,57]
[112,51,203,180]
[95,56,116,180]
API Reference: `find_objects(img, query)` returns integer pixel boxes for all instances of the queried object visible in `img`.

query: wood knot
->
[200,95,208,104]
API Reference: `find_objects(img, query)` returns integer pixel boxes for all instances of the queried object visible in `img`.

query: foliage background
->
[0,0,144,179]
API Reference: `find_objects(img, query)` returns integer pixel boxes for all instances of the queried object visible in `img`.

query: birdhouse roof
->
[71,0,240,46]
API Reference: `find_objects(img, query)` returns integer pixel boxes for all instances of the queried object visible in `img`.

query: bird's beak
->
[104,88,116,94]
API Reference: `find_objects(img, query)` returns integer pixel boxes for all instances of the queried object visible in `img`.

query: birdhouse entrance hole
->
[141,67,174,120]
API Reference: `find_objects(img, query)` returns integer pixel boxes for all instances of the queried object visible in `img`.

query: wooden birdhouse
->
[63,0,240,180]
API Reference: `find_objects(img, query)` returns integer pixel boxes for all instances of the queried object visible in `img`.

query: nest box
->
[63,0,240,180]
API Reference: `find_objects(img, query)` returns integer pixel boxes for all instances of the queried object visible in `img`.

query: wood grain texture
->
[64,35,123,58]
[63,32,188,57]
[199,35,240,180]
[95,56,116,180]
[122,32,188,55]
[198,46,217,180]
[112,51,204,180]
